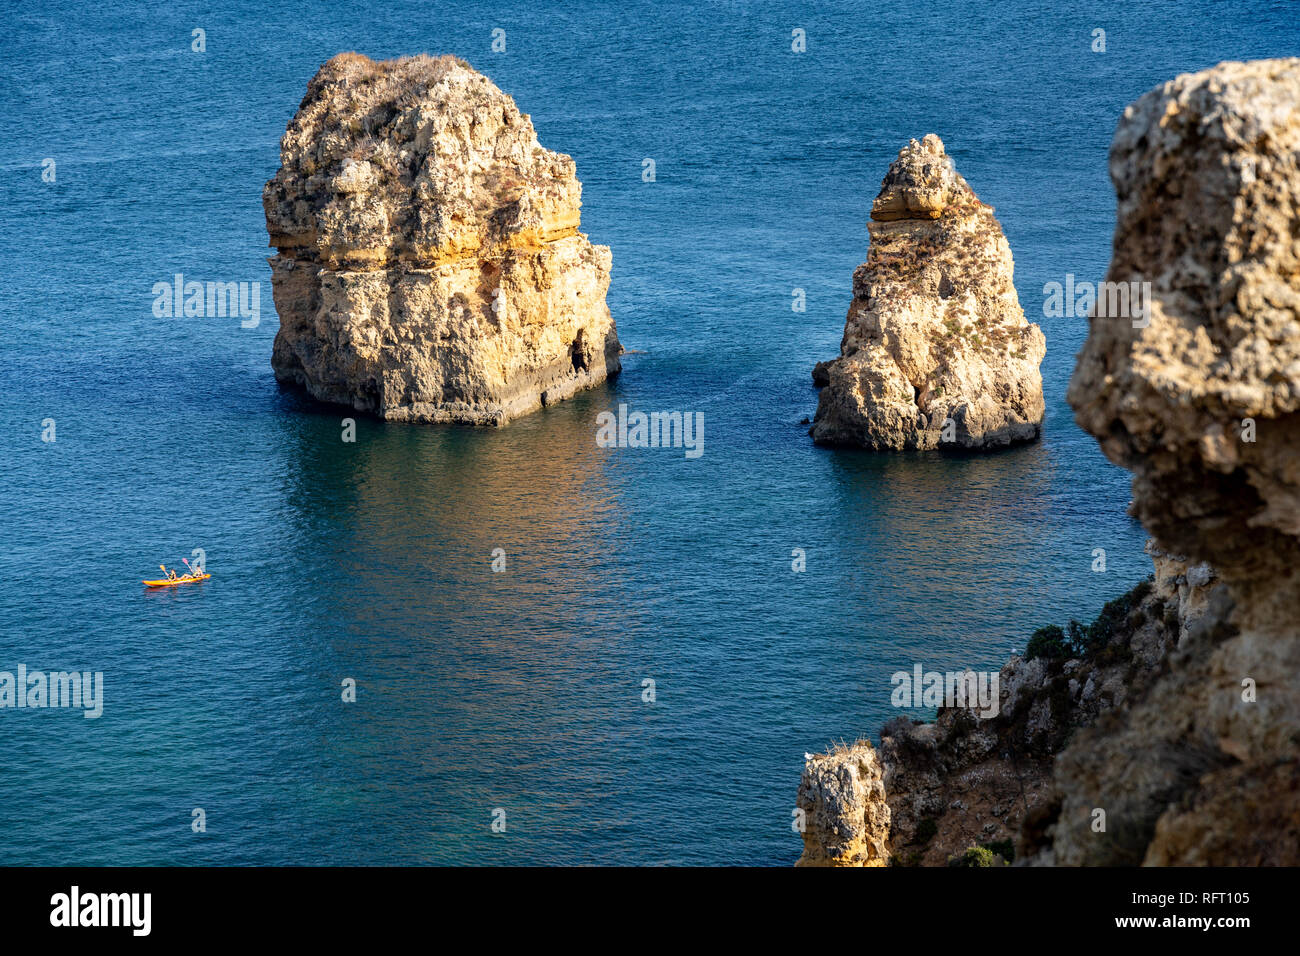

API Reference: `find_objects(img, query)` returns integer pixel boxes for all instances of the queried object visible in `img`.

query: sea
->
[1,0,1295,864]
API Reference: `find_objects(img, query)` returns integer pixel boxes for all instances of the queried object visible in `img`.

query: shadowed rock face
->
[811,134,1045,451]
[264,53,621,425]
[1039,57,1300,866]
[879,587,1169,867]
[794,566,1219,867]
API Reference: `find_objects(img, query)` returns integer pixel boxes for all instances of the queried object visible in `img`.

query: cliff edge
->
[1044,56,1300,865]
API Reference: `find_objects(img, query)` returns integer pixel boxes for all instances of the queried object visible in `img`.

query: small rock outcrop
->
[795,742,890,866]
[264,53,621,425]
[810,135,1045,450]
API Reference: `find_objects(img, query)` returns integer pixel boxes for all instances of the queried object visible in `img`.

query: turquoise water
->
[1,1,1295,865]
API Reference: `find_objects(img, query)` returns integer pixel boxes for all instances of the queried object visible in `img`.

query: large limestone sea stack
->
[811,135,1045,450]
[264,53,621,425]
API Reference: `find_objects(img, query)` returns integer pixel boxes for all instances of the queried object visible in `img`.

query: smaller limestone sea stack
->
[264,53,621,425]
[811,135,1045,450]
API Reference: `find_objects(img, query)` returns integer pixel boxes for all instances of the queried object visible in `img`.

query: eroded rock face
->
[811,135,1045,450]
[1146,541,1217,646]
[1143,757,1300,866]
[795,742,890,866]
[1040,57,1300,866]
[1068,58,1300,630]
[264,53,621,425]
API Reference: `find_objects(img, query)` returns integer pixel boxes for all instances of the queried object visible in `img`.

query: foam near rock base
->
[263,53,621,426]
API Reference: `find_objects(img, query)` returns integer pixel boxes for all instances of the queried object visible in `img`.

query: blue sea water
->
[0,1,1295,866]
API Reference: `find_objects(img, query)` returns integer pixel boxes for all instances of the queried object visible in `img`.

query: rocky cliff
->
[264,53,621,425]
[810,135,1045,450]
[798,59,1300,866]
[1042,57,1300,866]
[796,567,1213,866]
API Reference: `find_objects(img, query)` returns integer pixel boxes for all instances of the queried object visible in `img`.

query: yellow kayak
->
[143,573,211,588]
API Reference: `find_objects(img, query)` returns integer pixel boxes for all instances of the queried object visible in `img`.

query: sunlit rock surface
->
[795,741,890,866]
[264,53,621,425]
[811,134,1045,450]
[1042,57,1300,866]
